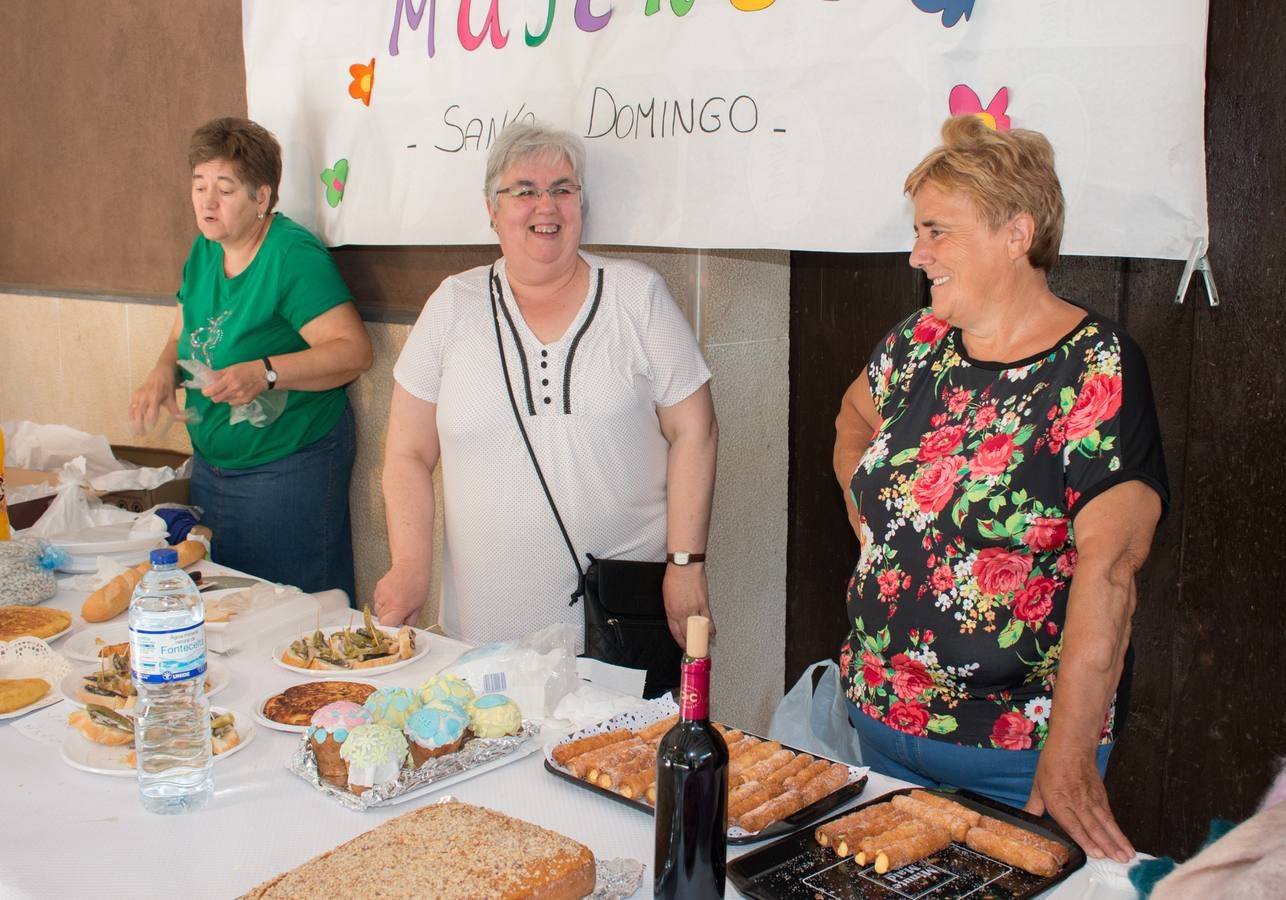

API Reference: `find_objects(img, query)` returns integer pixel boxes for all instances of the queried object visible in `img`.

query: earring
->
[257,211,265,220]
[490,221,496,230]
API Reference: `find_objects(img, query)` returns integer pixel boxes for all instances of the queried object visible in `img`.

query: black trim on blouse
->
[562,268,604,414]
[491,268,535,416]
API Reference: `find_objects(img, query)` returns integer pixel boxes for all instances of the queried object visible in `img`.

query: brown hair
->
[904,116,1065,272]
[188,117,283,212]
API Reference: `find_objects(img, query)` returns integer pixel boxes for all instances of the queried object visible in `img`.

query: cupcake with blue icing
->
[339,723,408,795]
[417,674,475,713]
[405,703,469,766]
[362,686,422,729]
[308,701,373,789]
[467,693,523,738]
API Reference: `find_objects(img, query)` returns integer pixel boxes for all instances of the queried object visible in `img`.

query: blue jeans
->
[847,699,1113,810]
[190,405,356,603]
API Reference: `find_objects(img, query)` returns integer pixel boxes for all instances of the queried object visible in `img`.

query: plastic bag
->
[178,358,287,428]
[0,538,64,606]
[767,659,864,765]
[448,622,580,719]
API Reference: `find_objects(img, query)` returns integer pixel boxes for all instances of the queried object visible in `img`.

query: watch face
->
[265,370,277,383]
[672,552,690,565]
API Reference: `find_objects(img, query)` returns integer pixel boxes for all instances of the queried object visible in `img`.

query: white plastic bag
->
[448,622,580,719]
[178,358,286,427]
[767,659,864,765]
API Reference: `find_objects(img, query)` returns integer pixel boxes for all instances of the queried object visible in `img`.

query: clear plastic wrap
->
[0,538,62,605]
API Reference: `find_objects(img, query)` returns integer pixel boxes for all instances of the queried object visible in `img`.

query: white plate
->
[58,658,229,709]
[252,681,379,734]
[51,522,166,555]
[63,624,131,662]
[59,706,257,777]
[271,626,430,679]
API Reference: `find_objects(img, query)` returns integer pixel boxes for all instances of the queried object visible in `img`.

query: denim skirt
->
[190,405,356,603]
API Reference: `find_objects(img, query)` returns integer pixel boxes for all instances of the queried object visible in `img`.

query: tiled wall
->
[0,248,788,729]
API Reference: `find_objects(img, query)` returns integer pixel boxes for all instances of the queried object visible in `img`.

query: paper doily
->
[0,636,72,719]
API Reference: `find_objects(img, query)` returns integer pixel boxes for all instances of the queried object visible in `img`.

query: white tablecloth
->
[0,565,1140,899]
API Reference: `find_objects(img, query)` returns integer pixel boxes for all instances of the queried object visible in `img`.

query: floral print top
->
[841,307,1168,750]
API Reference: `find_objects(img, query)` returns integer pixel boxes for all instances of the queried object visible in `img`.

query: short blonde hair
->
[905,116,1065,272]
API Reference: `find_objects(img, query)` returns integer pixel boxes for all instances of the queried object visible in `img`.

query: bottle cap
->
[149,548,179,567]
[685,615,710,658]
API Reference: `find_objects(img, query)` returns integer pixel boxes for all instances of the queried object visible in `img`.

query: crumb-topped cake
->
[241,802,596,899]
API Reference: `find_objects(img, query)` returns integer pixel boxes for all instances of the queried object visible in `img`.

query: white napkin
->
[62,556,134,591]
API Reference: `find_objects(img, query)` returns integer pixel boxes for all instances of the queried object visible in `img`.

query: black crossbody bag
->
[488,266,682,699]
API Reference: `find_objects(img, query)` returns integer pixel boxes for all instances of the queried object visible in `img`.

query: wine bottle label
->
[678,655,711,720]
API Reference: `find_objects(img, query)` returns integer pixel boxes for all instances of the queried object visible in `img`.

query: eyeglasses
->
[494,184,583,204]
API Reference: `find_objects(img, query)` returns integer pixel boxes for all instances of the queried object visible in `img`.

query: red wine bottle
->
[654,616,729,899]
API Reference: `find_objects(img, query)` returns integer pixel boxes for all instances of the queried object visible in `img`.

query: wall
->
[0,247,788,731]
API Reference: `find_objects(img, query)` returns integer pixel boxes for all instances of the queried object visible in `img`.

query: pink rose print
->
[931,564,955,593]
[972,548,1034,597]
[1022,516,1069,552]
[1064,374,1123,440]
[947,387,972,416]
[1056,549,1079,577]
[890,654,934,700]
[887,701,931,736]
[912,313,951,345]
[861,650,886,688]
[969,432,1015,476]
[912,456,965,514]
[973,404,998,429]
[990,711,1035,750]
[918,424,967,462]
[1012,575,1056,623]
[878,569,902,599]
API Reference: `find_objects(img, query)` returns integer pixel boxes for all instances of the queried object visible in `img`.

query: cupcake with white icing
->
[339,723,408,795]
[405,704,469,766]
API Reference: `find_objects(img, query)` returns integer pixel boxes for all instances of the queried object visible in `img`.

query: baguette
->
[81,539,208,622]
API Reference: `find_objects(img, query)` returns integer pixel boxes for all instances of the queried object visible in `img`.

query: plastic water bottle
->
[129,547,212,813]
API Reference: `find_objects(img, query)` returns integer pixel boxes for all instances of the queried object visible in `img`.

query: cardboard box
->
[100,445,191,514]
[5,444,190,528]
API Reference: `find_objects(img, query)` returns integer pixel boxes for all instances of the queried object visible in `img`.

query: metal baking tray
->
[543,714,869,846]
[727,787,1086,899]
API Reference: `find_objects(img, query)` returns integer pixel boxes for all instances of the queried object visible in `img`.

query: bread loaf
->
[241,802,596,899]
[81,539,207,622]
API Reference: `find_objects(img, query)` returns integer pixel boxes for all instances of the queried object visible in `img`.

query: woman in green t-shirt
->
[129,117,372,602]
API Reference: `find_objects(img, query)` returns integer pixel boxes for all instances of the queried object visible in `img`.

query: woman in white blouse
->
[374,122,718,656]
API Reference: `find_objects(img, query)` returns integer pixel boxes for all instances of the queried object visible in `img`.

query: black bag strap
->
[488,265,591,606]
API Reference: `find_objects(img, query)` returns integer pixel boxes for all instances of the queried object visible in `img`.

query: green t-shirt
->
[177,213,352,469]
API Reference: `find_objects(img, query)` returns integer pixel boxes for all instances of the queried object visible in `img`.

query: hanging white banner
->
[242,0,1208,258]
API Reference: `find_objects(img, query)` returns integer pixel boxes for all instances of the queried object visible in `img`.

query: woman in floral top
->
[833,116,1167,863]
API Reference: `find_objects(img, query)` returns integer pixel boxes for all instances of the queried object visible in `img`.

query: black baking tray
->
[727,787,1086,899]
[543,749,868,845]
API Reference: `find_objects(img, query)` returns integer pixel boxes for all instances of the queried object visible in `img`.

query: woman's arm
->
[201,302,374,405]
[1026,479,1162,862]
[833,371,881,537]
[656,382,718,648]
[129,305,184,434]
[372,385,441,627]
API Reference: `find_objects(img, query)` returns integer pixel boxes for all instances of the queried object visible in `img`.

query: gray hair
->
[484,122,587,203]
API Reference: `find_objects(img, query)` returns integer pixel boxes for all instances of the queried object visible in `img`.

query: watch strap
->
[262,356,277,389]
[666,551,706,565]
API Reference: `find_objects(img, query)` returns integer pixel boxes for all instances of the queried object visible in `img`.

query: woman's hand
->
[129,363,181,435]
[1027,739,1133,862]
[202,360,269,406]
[663,563,712,649]
[373,562,430,627]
